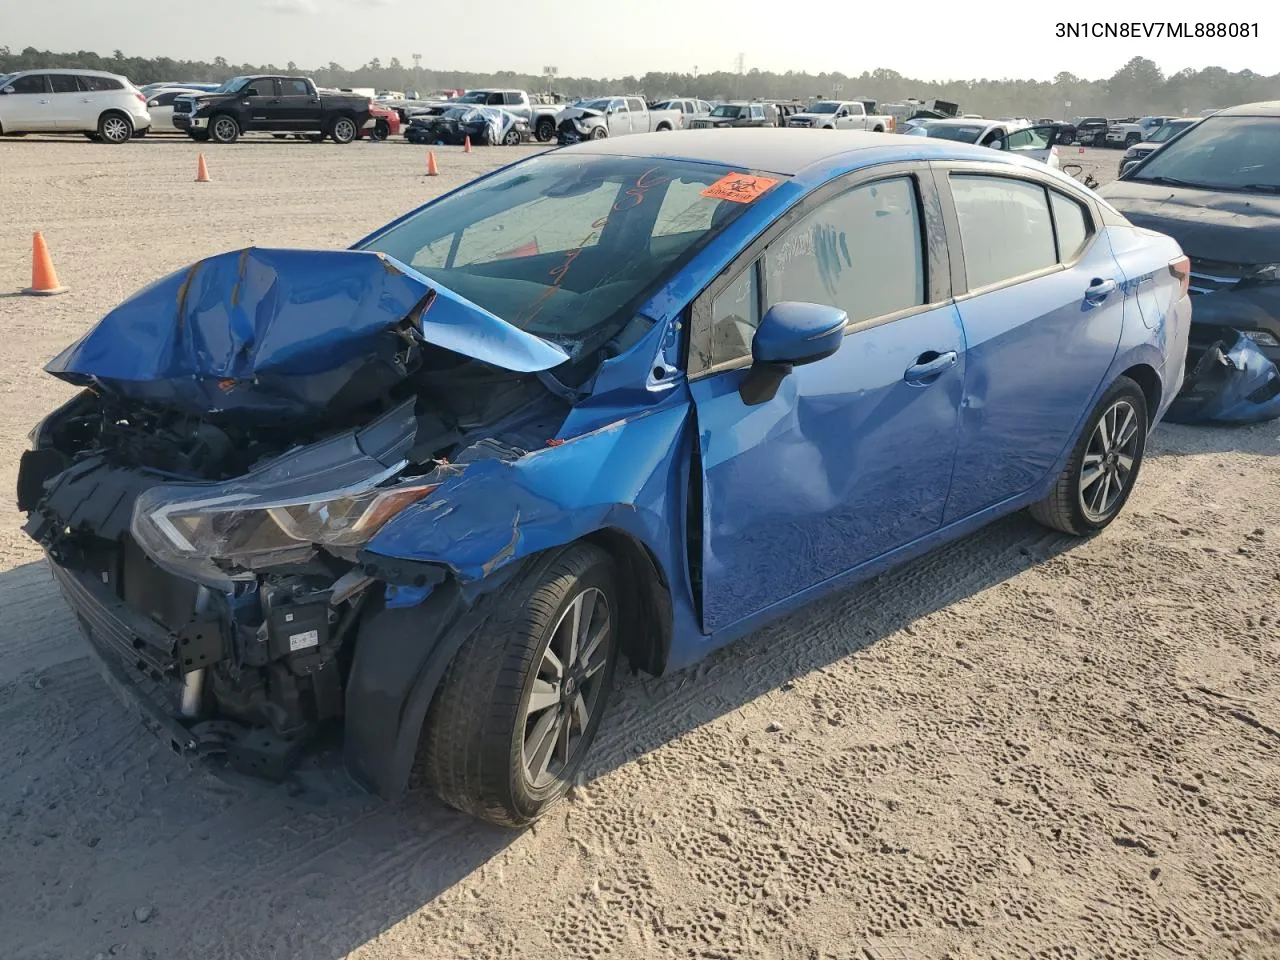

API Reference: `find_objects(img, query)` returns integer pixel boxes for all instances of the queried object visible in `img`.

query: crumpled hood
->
[46,247,569,419]
[559,107,604,123]
[1101,180,1280,263]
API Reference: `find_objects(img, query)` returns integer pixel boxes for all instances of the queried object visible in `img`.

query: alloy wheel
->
[213,117,237,142]
[334,118,357,142]
[521,587,612,789]
[102,116,130,143]
[1079,399,1141,522]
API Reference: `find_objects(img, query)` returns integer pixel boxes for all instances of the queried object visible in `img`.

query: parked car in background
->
[787,99,893,131]
[555,97,682,143]
[452,89,563,142]
[765,100,807,127]
[906,118,1064,168]
[1100,100,1280,423]
[140,81,218,97]
[404,105,529,146]
[0,69,151,143]
[689,101,774,128]
[650,98,713,124]
[144,87,207,132]
[1117,117,1199,176]
[1070,116,1109,146]
[1106,116,1172,148]
[18,129,1190,828]
[172,76,374,144]
[363,101,401,141]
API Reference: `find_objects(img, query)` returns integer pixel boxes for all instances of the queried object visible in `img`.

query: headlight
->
[1241,330,1280,347]
[1241,263,1280,285]
[132,472,439,585]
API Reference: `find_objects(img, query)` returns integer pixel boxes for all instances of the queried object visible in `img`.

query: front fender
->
[365,401,691,586]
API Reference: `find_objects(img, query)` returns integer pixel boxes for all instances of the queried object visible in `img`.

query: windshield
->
[582,98,613,111]
[358,155,770,353]
[1147,120,1193,143]
[710,105,743,118]
[0,74,13,89]
[443,107,469,119]
[808,102,840,114]
[1129,116,1280,191]
[457,91,489,103]
[215,76,253,94]
[915,124,985,143]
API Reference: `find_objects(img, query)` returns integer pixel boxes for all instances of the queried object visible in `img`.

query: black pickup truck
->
[172,75,374,144]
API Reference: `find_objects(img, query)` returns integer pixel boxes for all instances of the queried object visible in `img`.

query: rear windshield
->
[1128,115,1280,192]
[358,154,773,353]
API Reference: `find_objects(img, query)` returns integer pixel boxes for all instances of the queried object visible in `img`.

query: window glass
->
[10,74,47,94]
[48,74,78,94]
[1127,116,1280,191]
[504,91,524,105]
[283,79,310,96]
[950,175,1057,288]
[763,177,925,324]
[486,92,503,105]
[1050,192,1090,261]
[653,177,720,237]
[627,98,646,112]
[709,266,760,367]
[1007,126,1051,149]
[750,105,764,119]
[244,79,275,97]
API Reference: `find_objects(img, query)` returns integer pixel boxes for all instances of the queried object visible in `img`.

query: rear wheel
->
[209,114,239,144]
[420,543,621,826]
[1030,376,1148,535]
[330,116,358,144]
[98,112,133,145]
[371,119,390,141]
[501,128,521,146]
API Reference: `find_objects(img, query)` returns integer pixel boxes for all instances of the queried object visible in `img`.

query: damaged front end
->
[18,247,574,779]
[1163,328,1280,425]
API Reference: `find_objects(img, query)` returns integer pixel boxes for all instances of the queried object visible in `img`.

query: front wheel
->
[330,116,358,144]
[209,114,239,144]
[371,119,390,141]
[420,544,621,826]
[589,126,608,140]
[502,128,521,146]
[1029,376,1148,535]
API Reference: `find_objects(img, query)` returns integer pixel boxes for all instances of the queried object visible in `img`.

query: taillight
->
[1169,255,1191,298]
[135,92,147,104]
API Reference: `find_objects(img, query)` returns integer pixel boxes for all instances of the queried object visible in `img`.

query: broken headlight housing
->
[1240,263,1280,287]
[132,468,439,586]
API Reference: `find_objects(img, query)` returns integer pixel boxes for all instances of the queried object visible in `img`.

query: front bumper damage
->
[1164,329,1280,425]
[19,246,579,790]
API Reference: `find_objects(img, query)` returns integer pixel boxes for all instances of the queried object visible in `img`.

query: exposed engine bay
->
[18,248,577,779]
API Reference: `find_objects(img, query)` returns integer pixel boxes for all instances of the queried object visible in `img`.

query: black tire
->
[588,126,608,140]
[371,119,390,141]
[330,115,358,144]
[501,128,520,146]
[97,112,133,145]
[655,123,671,132]
[209,114,239,144]
[872,125,884,132]
[1029,376,1148,536]
[535,118,555,142]
[420,543,621,827]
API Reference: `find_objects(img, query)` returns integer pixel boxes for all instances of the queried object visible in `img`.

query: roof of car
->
[562,128,1026,177]
[1214,100,1280,117]
[10,68,127,79]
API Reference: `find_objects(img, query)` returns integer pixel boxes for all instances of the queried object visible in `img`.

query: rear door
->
[46,73,84,128]
[1006,124,1060,164]
[2,74,54,131]
[936,164,1124,522]
[688,166,965,631]
[627,97,648,131]
[275,78,318,129]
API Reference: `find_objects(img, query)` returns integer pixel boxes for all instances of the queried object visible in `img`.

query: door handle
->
[39,98,50,104]
[904,350,958,384]
[81,97,92,102]
[1085,277,1117,303]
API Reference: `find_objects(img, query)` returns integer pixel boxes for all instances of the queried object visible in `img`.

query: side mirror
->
[740,302,847,405]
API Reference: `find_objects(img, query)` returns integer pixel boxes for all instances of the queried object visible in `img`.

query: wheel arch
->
[1118,362,1162,425]
[583,527,673,677]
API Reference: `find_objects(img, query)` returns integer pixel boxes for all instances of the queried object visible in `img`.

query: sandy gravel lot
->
[1,135,1278,960]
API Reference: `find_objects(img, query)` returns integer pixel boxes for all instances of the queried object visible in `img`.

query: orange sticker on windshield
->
[701,173,779,204]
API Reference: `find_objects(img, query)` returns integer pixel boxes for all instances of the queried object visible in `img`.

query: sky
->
[2,0,1276,81]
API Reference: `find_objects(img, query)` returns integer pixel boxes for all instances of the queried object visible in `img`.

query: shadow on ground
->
[0,510,1076,959]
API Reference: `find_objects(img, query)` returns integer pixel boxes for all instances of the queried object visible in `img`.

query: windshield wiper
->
[1133,175,1208,189]
[1236,183,1280,194]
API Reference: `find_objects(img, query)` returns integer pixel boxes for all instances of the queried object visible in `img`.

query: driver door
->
[240,78,281,131]
[1006,125,1060,163]
[1,74,55,131]
[687,168,964,632]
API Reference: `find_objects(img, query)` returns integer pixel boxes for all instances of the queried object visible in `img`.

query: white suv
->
[0,69,151,144]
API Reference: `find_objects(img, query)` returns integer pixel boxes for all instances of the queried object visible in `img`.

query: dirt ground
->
[1,135,1278,960]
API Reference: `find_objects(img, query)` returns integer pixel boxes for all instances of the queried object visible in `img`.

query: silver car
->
[0,69,151,143]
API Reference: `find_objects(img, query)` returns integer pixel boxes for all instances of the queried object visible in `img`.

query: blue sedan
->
[20,131,1191,826]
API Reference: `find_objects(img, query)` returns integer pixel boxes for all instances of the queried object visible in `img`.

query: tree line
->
[3,46,1278,118]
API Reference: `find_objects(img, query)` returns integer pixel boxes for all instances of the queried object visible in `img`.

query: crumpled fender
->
[365,401,691,584]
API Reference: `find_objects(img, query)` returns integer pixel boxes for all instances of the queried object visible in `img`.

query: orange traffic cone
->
[195,153,211,182]
[426,151,439,176]
[23,232,68,296]
[463,136,472,153]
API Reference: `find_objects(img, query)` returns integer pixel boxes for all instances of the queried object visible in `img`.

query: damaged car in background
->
[1101,100,1280,424]
[403,104,530,146]
[20,130,1190,828]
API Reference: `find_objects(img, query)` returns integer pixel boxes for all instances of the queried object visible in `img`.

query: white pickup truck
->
[785,99,894,131]
[554,96,683,143]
